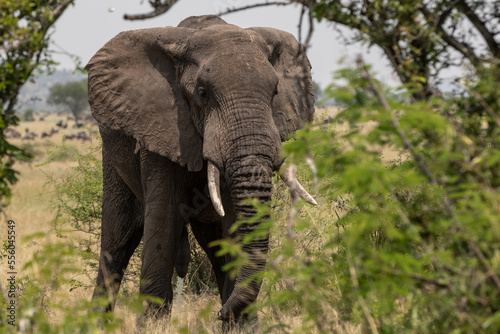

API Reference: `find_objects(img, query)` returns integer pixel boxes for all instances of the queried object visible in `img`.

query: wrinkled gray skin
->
[85,15,314,327]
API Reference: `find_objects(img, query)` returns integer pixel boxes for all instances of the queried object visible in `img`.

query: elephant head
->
[85,15,315,322]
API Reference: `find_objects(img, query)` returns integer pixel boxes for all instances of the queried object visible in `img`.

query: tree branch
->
[42,0,74,30]
[124,0,179,20]
[418,3,482,65]
[455,0,499,58]
[218,1,291,16]
[298,1,315,115]
[3,0,75,122]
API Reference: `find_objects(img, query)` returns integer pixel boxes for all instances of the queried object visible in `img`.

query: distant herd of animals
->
[4,117,94,142]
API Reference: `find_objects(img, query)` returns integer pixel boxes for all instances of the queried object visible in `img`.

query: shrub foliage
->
[233,61,500,333]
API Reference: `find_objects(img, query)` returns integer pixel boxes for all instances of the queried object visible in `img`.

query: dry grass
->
[1,116,99,324]
[2,113,98,232]
[1,116,95,266]
[117,293,222,334]
[316,106,404,162]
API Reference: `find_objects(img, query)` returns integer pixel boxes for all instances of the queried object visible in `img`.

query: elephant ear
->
[85,27,204,172]
[249,27,315,141]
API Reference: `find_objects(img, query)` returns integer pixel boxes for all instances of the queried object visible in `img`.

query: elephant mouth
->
[206,160,317,217]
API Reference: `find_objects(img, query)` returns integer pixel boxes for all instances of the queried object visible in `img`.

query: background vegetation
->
[47,79,88,124]
[0,0,75,210]
[1,0,500,333]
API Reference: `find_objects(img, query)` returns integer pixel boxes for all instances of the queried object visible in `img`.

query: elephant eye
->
[197,85,208,100]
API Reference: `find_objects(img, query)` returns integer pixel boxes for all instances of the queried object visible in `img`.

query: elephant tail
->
[174,225,190,278]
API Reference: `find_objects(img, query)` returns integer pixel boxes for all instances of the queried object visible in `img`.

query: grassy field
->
[1,112,359,333]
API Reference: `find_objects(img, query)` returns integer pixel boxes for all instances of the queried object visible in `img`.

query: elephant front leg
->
[93,156,144,312]
[140,151,185,318]
[190,219,234,304]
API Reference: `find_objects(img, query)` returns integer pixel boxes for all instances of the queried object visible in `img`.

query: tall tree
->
[48,79,88,123]
[0,0,75,208]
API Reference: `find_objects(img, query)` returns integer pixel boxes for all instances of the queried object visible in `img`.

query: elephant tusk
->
[280,164,318,206]
[207,161,225,217]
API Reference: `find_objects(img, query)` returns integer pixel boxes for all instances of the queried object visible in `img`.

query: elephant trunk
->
[217,154,273,321]
[203,98,280,320]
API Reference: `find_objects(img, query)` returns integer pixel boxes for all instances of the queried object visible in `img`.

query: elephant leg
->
[139,151,185,318]
[191,219,260,332]
[93,157,144,312]
[174,224,190,278]
[190,219,234,305]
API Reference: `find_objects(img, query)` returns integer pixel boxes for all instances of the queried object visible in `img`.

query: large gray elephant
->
[85,15,315,325]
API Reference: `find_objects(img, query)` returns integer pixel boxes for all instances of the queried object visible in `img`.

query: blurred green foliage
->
[0,232,152,333]
[217,60,500,332]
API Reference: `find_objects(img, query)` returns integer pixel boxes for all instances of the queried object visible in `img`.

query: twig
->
[218,1,291,16]
[301,0,314,52]
[298,5,305,44]
[124,0,179,20]
[298,0,315,121]
[285,164,299,240]
[355,54,500,292]
[347,251,379,334]
[470,90,500,128]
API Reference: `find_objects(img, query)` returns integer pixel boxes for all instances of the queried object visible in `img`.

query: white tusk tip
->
[215,206,225,217]
[306,197,318,206]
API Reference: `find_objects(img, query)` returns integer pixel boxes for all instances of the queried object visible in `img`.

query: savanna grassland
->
[0,114,101,329]
[3,90,500,333]
[1,110,360,333]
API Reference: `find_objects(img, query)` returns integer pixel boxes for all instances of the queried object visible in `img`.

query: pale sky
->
[50,0,397,89]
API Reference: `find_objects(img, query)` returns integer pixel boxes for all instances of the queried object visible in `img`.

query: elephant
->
[85,14,316,326]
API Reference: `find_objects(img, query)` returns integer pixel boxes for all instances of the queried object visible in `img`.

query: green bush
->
[22,109,35,122]
[0,232,151,333]
[17,143,43,161]
[218,62,500,333]
[39,140,105,290]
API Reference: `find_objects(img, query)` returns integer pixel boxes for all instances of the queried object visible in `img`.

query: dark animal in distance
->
[56,120,68,129]
[41,128,60,139]
[22,128,37,141]
[4,128,21,139]
[64,131,91,142]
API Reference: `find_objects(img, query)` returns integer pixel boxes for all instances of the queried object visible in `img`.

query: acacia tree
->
[303,0,499,100]
[0,0,75,208]
[48,79,88,123]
